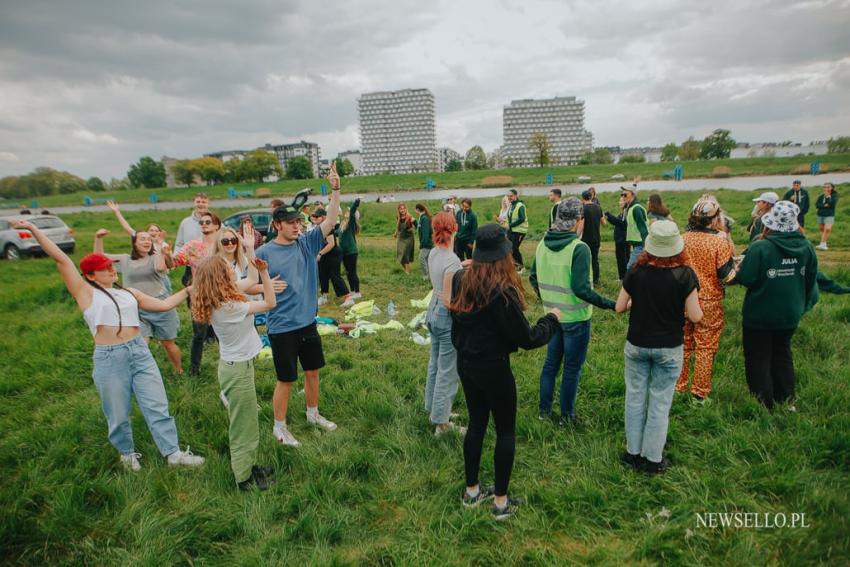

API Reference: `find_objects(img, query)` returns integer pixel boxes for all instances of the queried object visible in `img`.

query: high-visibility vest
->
[626,203,647,244]
[509,201,529,234]
[534,238,591,323]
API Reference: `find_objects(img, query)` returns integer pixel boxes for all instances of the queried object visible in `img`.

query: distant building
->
[337,150,364,175]
[358,88,438,175]
[318,159,331,177]
[264,141,321,178]
[204,149,247,163]
[438,147,462,171]
[161,156,180,188]
[503,96,593,167]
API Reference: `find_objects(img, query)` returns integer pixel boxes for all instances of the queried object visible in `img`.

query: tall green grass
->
[0,188,848,565]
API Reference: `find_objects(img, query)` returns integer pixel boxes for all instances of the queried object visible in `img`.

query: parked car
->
[222,209,274,238]
[0,214,75,260]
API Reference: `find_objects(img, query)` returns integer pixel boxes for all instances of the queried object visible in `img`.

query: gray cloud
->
[0,0,848,179]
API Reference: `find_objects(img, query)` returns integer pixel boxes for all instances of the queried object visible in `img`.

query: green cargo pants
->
[218,358,259,484]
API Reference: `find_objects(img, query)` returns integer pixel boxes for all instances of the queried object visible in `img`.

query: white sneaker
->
[120,452,142,471]
[317,295,328,306]
[435,422,467,437]
[167,446,205,467]
[817,243,828,250]
[307,412,338,431]
[351,292,362,299]
[219,390,230,409]
[341,296,355,308]
[273,425,301,447]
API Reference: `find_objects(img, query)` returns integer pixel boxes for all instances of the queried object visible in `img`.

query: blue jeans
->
[92,335,179,456]
[625,244,644,271]
[623,341,683,463]
[425,317,459,424]
[538,320,591,418]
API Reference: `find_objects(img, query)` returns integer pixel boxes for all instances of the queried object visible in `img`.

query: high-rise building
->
[503,96,593,166]
[264,141,321,178]
[358,88,437,175]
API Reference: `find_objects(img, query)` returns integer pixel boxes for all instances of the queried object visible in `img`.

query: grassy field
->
[1,187,849,565]
[6,153,850,209]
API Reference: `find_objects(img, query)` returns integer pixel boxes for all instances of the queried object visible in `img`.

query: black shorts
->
[269,323,325,382]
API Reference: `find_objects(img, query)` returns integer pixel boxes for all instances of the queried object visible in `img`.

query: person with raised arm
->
[10,219,204,471]
[255,161,343,447]
[106,200,174,292]
[94,226,184,374]
[191,254,279,491]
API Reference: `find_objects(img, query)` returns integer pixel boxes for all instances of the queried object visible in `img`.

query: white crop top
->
[82,288,141,336]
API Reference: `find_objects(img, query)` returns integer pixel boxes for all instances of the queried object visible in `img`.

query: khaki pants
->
[218,358,259,483]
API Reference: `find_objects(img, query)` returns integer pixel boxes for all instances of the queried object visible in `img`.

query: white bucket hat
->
[644,220,684,258]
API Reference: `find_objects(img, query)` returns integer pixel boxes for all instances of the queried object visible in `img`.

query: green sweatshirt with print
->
[339,198,360,256]
[736,231,818,330]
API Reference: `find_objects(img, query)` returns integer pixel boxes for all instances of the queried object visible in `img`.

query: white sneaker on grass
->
[341,296,355,308]
[351,292,362,299]
[167,446,205,467]
[435,422,467,437]
[273,425,301,447]
[307,412,338,431]
[317,295,328,306]
[120,452,142,472]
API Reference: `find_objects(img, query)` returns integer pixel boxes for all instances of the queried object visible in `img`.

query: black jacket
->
[450,270,558,365]
[605,210,628,244]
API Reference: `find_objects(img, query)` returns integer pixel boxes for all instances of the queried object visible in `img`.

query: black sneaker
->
[462,485,495,508]
[238,466,275,491]
[188,366,200,377]
[639,457,671,475]
[491,497,522,521]
[620,452,644,470]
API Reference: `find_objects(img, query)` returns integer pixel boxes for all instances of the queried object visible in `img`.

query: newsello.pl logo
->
[696,512,811,529]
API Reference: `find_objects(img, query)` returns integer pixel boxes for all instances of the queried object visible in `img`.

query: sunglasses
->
[220,237,239,246]
[199,220,213,225]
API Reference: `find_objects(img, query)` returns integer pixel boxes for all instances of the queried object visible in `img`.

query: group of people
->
[12,171,838,516]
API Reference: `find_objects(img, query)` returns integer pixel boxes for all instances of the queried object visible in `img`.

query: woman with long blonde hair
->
[191,254,280,491]
[395,203,415,274]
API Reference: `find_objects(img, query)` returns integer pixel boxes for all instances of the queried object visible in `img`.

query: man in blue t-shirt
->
[255,162,342,447]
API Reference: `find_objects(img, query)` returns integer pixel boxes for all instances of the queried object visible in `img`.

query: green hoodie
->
[339,198,360,256]
[529,231,616,310]
[737,231,818,330]
[455,209,478,242]
[416,213,433,249]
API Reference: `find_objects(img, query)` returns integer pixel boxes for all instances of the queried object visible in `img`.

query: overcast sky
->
[1,0,849,179]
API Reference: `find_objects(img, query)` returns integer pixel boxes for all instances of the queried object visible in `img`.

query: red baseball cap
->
[79,253,116,274]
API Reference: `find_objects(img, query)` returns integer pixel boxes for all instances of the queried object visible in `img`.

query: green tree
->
[128,156,166,188]
[464,145,487,170]
[445,159,463,172]
[223,159,244,183]
[333,157,354,177]
[528,132,551,167]
[86,176,106,192]
[579,148,613,165]
[240,150,284,182]
[700,129,736,159]
[827,136,850,154]
[0,176,23,199]
[660,143,679,162]
[171,160,197,187]
[285,156,314,180]
[679,137,701,161]
[108,177,131,191]
[619,153,646,164]
[192,157,225,185]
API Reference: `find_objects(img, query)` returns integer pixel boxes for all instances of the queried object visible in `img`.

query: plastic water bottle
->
[387,300,396,319]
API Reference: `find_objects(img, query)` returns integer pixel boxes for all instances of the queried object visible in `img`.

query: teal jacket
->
[815,193,838,217]
[529,231,616,310]
[416,214,433,249]
[455,209,478,242]
[737,231,818,330]
[339,198,360,256]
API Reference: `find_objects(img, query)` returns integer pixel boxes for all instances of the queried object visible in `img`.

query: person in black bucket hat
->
[448,224,560,520]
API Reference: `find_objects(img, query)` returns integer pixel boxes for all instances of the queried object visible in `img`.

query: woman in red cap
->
[10,219,205,472]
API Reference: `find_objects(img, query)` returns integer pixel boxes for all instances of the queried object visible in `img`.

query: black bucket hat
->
[472,224,513,263]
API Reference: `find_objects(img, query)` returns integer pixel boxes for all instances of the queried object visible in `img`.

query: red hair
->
[634,249,689,268]
[432,211,457,246]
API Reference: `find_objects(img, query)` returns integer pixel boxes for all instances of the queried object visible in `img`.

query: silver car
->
[0,214,76,260]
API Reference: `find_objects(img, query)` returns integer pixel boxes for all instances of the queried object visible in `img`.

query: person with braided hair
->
[10,219,205,472]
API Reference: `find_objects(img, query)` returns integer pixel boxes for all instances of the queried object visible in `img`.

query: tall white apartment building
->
[503,96,593,166]
[358,88,438,175]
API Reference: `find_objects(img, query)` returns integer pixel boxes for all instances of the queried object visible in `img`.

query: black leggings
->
[587,242,600,284]
[454,239,473,261]
[508,232,525,268]
[614,241,631,280]
[743,326,796,409]
[319,253,349,297]
[459,357,517,497]
[343,253,360,293]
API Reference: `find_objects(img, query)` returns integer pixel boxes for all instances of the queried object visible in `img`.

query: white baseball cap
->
[752,191,779,204]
